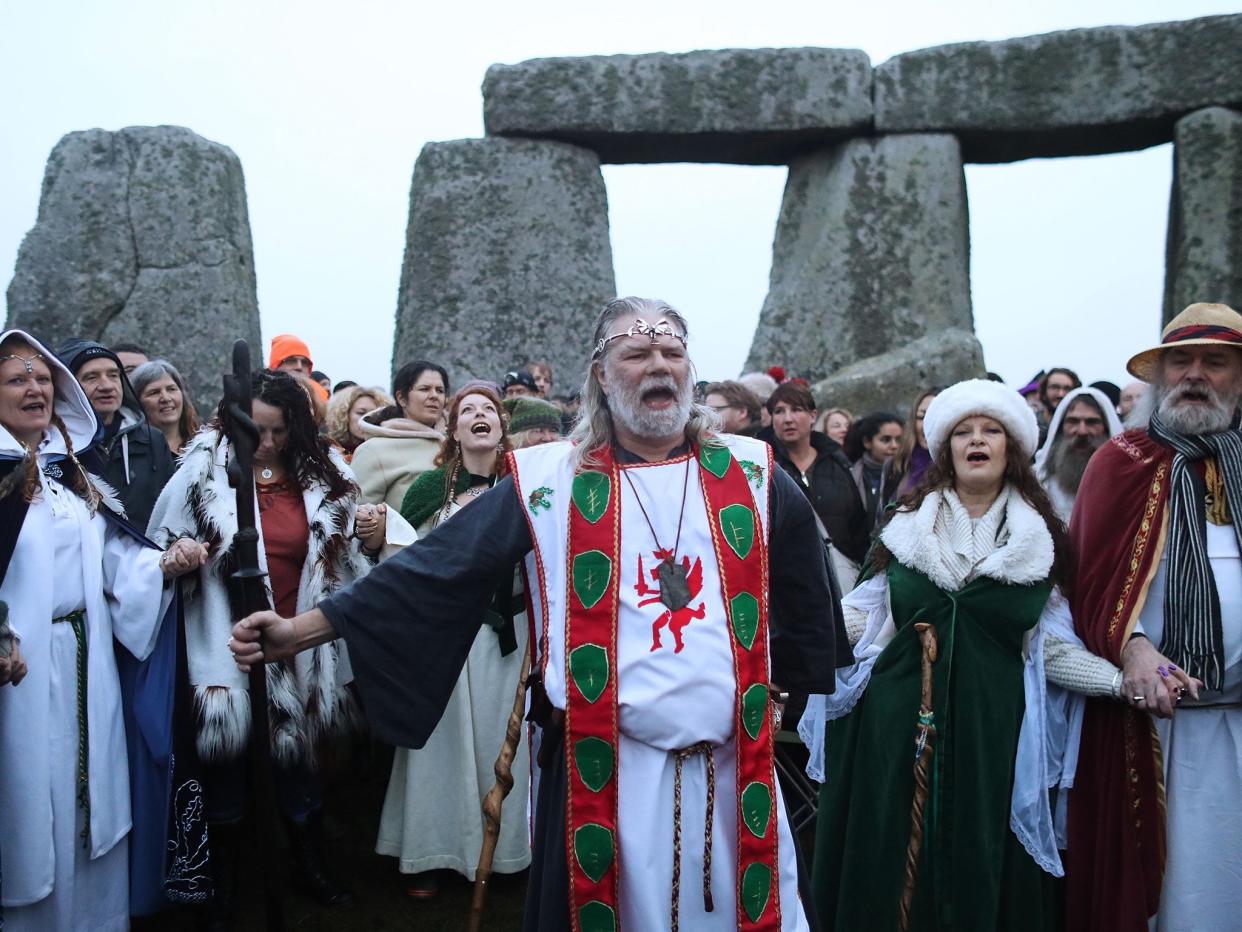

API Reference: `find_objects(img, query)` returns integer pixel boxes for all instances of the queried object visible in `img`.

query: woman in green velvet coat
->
[802,380,1124,931]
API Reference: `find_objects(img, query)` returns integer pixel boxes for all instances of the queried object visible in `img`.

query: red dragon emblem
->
[635,549,706,653]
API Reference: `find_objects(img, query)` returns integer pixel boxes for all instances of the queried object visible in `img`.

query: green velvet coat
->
[813,558,1054,931]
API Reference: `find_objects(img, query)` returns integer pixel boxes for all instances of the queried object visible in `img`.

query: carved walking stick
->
[222,340,285,930]
[468,642,532,932]
[897,622,938,932]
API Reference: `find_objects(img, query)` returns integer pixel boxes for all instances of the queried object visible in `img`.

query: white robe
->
[375,498,532,879]
[513,438,809,931]
[1136,522,1242,932]
[0,472,168,930]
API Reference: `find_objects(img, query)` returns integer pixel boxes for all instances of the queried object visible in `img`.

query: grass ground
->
[139,741,528,931]
[137,736,817,931]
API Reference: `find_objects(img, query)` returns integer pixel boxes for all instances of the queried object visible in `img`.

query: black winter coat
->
[89,405,177,531]
[57,337,177,530]
[772,431,868,564]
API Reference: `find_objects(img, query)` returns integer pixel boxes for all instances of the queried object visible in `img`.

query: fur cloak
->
[148,429,371,765]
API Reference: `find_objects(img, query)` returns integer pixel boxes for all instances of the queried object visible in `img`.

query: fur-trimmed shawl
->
[879,484,1054,591]
[147,429,371,764]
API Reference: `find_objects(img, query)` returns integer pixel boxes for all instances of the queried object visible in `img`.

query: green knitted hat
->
[505,397,562,435]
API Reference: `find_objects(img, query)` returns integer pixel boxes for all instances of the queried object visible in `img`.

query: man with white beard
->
[1066,302,1242,932]
[1034,387,1122,522]
[229,296,848,931]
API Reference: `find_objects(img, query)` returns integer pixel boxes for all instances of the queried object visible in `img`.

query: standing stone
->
[874,14,1242,162]
[394,138,615,391]
[7,125,260,408]
[483,48,873,164]
[1164,107,1242,321]
[811,329,984,415]
[745,133,979,395]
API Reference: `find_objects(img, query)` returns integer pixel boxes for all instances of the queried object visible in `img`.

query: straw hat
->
[1126,303,1242,382]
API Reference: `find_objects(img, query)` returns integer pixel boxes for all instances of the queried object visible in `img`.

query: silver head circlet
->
[0,353,45,374]
[592,318,688,359]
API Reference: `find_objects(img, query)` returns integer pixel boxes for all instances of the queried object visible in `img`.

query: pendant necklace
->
[260,466,274,481]
[621,455,693,611]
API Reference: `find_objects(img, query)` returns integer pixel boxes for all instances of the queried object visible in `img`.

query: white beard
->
[1157,382,1238,435]
[604,368,692,439]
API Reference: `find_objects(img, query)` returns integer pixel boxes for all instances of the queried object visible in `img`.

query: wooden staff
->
[222,340,284,930]
[898,622,939,932]
[469,642,532,932]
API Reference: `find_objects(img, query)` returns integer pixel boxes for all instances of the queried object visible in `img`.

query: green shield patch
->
[579,900,617,932]
[741,781,772,838]
[741,682,767,740]
[574,736,614,793]
[572,550,612,610]
[730,592,759,650]
[741,862,772,923]
[719,503,755,560]
[699,443,732,479]
[574,823,614,884]
[572,471,611,524]
[569,644,609,704]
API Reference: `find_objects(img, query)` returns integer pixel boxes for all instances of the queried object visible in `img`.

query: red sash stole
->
[563,443,780,932]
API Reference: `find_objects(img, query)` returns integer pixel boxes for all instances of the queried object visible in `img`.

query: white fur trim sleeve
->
[798,573,896,782]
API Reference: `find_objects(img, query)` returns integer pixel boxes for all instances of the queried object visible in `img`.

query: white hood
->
[0,328,98,460]
[1034,386,1124,473]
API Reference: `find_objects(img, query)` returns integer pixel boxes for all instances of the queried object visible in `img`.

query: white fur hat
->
[923,379,1039,460]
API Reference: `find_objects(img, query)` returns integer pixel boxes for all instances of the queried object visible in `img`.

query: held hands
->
[0,642,27,687]
[229,611,297,672]
[160,538,209,579]
[1121,636,1203,719]
[354,503,387,553]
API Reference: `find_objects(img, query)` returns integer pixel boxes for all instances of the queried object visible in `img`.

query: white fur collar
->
[880,484,1054,590]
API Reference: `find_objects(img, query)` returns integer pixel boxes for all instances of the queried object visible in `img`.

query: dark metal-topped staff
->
[222,339,284,931]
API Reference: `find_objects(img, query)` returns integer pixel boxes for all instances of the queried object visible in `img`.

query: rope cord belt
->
[671,741,716,932]
[52,609,90,847]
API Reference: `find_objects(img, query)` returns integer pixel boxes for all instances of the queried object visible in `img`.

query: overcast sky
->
[2,0,1235,400]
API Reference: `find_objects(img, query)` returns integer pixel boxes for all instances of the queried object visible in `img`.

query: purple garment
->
[898,445,932,496]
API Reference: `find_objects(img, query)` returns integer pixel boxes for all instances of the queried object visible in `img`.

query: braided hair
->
[214,369,354,501]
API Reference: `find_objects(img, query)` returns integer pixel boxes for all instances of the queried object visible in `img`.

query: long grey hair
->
[569,296,721,469]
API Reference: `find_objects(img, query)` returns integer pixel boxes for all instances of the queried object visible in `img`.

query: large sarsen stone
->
[875,14,1242,162]
[393,138,615,390]
[745,134,972,383]
[483,48,873,164]
[6,125,260,408]
[1164,107,1242,322]
[810,329,985,415]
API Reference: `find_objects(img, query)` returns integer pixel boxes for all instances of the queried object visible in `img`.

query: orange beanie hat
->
[269,333,327,402]
[269,333,313,370]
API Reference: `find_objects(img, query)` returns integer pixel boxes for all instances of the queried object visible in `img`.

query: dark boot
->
[284,811,355,906]
[203,820,242,932]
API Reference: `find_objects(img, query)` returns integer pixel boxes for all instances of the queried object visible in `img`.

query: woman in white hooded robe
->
[0,329,205,931]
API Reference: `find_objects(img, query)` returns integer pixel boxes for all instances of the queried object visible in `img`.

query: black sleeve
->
[319,475,533,748]
[767,467,851,693]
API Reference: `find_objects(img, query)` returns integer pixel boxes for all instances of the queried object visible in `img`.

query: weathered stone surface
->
[1164,107,1242,322]
[483,48,872,164]
[744,134,972,383]
[6,125,259,408]
[394,138,615,390]
[875,14,1242,163]
[811,329,985,414]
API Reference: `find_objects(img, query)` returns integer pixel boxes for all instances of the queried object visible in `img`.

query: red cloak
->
[1066,429,1172,932]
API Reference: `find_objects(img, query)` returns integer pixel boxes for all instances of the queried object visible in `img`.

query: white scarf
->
[880,484,1054,590]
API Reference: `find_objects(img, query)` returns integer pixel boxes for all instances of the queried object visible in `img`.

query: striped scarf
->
[1147,411,1242,690]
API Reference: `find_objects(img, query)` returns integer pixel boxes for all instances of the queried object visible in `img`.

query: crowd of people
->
[0,296,1238,932]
